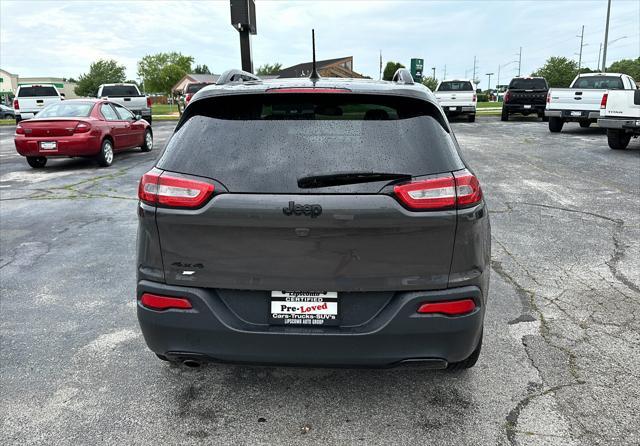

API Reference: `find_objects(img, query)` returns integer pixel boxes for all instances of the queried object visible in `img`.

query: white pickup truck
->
[96,83,152,125]
[13,84,63,124]
[434,79,477,122]
[598,88,640,150]
[545,73,636,132]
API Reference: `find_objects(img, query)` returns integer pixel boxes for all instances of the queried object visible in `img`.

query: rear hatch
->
[152,92,466,292]
[435,81,475,107]
[507,78,548,105]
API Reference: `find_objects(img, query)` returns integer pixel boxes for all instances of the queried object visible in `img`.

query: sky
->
[1,0,638,89]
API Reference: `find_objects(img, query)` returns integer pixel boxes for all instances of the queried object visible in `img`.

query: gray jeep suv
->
[136,71,491,369]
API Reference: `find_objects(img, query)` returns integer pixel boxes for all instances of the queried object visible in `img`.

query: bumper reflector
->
[417,299,476,316]
[140,293,192,311]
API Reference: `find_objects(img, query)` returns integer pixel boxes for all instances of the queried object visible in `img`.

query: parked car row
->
[430,72,638,150]
[11,82,153,126]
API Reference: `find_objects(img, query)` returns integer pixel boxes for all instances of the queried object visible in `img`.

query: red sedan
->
[14,99,153,168]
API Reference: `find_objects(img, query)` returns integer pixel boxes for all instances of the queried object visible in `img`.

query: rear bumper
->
[597,117,640,131]
[14,134,101,157]
[441,105,476,114]
[545,109,600,120]
[136,280,485,367]
[504,103,545,113]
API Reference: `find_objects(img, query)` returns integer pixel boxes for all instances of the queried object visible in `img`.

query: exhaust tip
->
[182,359,201,368]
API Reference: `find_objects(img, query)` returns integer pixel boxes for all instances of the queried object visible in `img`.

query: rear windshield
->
[572,76,624,89]
[158,94,463,193]
[101,85,139,97]
[186,83,209,94]
[437,81,474,92]
[509,78,547,90]
[18,86,59,97]
[37,102,93,118]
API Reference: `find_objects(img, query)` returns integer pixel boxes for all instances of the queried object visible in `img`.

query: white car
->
[13,84,63,124]
[598,87,640,150]
[545,73,636,132]
[97,84,152,125]
[434,79,477,122]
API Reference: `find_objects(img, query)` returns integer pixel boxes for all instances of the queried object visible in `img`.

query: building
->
[0,69,19,104]
[0,68,78,103]
[172,73,220,94]
[276,56,364,78]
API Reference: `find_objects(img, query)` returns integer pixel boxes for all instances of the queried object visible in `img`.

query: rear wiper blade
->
[297,172,411,189]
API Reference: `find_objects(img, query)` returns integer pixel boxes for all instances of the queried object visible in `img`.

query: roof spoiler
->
[217,69,261,85]
[392,68,414,85]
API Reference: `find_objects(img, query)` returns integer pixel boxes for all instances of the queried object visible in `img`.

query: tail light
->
[74,122,91,133]
[140,293,192,311]
[146,96,152,108]
[453,169,483,207]
[394,169,482,211]
[504,91,511,103]
[15,124,24,135]
[600,93,608,109]
[546,92,551,104]
[13,99,19,110]
[417,299,476,316]
[138,169,214,208]
[472,94,477,103]
[185,93,192,103]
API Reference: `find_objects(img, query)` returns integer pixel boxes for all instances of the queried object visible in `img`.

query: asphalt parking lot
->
[1,118,639,445]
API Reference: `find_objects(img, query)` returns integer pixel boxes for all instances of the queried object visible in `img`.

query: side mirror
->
[135,114,142,121]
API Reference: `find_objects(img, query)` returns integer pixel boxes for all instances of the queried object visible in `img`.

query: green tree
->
[256,63,283,76]
[382,62,405,81]
[608,58,640,81]
[421,77,438,90]
[531,57,578,88]
[137,52,193,95]
[74,59,126,97]
[193,64,212,75]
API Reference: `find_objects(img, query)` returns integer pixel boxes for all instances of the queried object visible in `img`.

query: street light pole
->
[486,73,494,91]
[602,0,612,71]
[432,67,436,79]
[577,25,585,72]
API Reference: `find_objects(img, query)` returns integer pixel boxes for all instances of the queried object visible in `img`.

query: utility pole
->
[577,25,585,72]
[443,65,447,79]
[517,47,522,76]
[472,56,478,83]
[379,50,382,80]
[432,67,436,79]
[597,42,602,71]
[602,0,612,71]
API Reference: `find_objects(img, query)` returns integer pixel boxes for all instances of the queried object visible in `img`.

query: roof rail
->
[217,69,261,85]
[392,68,414,85]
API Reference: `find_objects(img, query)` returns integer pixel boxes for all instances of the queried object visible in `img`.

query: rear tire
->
[141,129,153,152]
[579,121,591,128]
[447,331,482,371]
[501,108,508,121]
[607,129,631,150]
[96,139,114,167]
[467,114,476,123]
[26,156,47,168]
[548,117,564,133]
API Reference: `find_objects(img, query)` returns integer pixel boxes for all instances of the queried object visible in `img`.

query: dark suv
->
[136,72,491,370]
[502,77,549,121]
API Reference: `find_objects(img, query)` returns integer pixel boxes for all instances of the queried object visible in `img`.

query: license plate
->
[270,291,339,326]
[524,105,532,109]
[570,111,583,117]
[449,107,458,111]
[40,141,57,151]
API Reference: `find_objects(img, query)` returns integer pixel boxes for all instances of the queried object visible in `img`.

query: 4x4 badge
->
[283,201,322,218]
